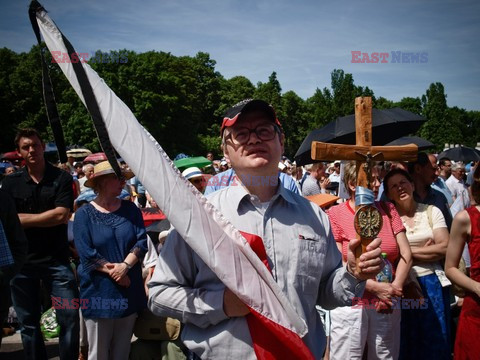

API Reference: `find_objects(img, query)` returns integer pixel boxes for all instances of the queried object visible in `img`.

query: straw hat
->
[85,161,134,188]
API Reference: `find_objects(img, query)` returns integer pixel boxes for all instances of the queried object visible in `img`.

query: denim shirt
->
[148,184,364,359]
[414,186,453,230]
[432,177,453,206]
[204,168,300,195]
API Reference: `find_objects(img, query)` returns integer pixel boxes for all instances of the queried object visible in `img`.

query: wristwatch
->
[123,261,132,270]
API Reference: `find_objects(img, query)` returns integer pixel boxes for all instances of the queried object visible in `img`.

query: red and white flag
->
[31,2,313,358]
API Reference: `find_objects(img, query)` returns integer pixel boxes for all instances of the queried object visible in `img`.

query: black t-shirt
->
[2,162,73,264]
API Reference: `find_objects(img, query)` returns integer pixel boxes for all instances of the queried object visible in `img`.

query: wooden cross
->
[311,97,418,261]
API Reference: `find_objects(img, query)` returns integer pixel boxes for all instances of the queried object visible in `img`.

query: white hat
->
[278,162,287,171]
[182,167,203,180]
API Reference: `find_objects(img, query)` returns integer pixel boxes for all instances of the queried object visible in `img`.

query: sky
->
[1,0,479,110]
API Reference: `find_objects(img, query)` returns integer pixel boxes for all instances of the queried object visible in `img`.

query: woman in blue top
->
[74,161,147,360]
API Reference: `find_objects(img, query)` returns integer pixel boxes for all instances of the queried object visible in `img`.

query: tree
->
[395,97,422,115]
[215,76,256,118]
[189,52,222,135]
[420,82,462,151]
[447,106,480,148]
[0,47,23,150]
[198,123,222,159]
[254,72,282,111]
[373,96,394,109]
[331,69,356,117]
[305,87,335,130]
[121,51,223,157]
[1,45,476,160]
[280,91,309,158]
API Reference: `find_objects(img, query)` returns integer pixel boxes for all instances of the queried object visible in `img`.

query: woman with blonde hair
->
[327,161,412,359]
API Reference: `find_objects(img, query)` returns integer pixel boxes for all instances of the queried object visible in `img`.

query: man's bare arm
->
[18,206,70,228]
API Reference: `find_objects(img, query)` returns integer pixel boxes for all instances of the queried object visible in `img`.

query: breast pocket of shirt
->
[40,186,57,208]
[11,188,35,213]
[293,231,326,295]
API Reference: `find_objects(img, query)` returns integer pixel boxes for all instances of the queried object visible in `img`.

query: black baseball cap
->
[221,99,281,132]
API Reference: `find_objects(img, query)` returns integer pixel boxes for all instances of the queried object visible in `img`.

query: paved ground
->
[0,332,139,359]
[0,333,60,360]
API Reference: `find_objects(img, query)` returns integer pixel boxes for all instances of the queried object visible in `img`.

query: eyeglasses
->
[226,123,279,145]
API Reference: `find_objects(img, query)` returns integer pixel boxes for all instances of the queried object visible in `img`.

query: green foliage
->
[331,69,356,117]
[305,87,335,130]
[215,76,255,118]
[280,91,309,157]
[447,107,480,148]
[395,97,422,115]
[373,96,394,109]
[420,83,463,152]
[254,71,282,110]
[198,123,222,158]
[0,46,477,162]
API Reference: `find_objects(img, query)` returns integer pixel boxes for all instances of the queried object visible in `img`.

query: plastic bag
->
[40,307,60,339]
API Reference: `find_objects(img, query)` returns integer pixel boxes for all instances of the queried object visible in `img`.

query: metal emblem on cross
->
[311,97,418,264]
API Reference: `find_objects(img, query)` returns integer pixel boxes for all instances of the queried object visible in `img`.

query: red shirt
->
[327,200,405,300]
[327,201,405,270]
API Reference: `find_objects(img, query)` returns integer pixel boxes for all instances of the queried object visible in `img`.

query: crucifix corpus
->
[311,97,418,265]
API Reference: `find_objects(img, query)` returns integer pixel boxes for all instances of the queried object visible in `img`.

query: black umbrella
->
[294,108,426,165]
[438,146,480,162]
[385,136,434,151]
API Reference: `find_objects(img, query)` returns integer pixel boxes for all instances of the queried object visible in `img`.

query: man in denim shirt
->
[409,152,453,229]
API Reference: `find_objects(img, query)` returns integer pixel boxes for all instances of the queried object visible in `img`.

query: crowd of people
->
[0,99,480,360]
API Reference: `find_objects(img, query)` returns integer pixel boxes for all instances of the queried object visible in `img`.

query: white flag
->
[33,3,308,343]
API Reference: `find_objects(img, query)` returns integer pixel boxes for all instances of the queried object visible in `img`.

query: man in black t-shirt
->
[2,128,79,359]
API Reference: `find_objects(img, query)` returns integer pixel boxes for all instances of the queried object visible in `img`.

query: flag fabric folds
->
[30,0,121,177]
[31,3,313,358]
[28,1,68,163]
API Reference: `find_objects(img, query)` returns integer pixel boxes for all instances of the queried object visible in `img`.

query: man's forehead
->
[19,135,43,144]
[235,110,272,126]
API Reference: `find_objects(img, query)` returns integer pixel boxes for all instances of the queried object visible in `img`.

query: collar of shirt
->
[434,177,447,187]
[227,180,298,211]
[414,186,434,203]
[21,161,55,185]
